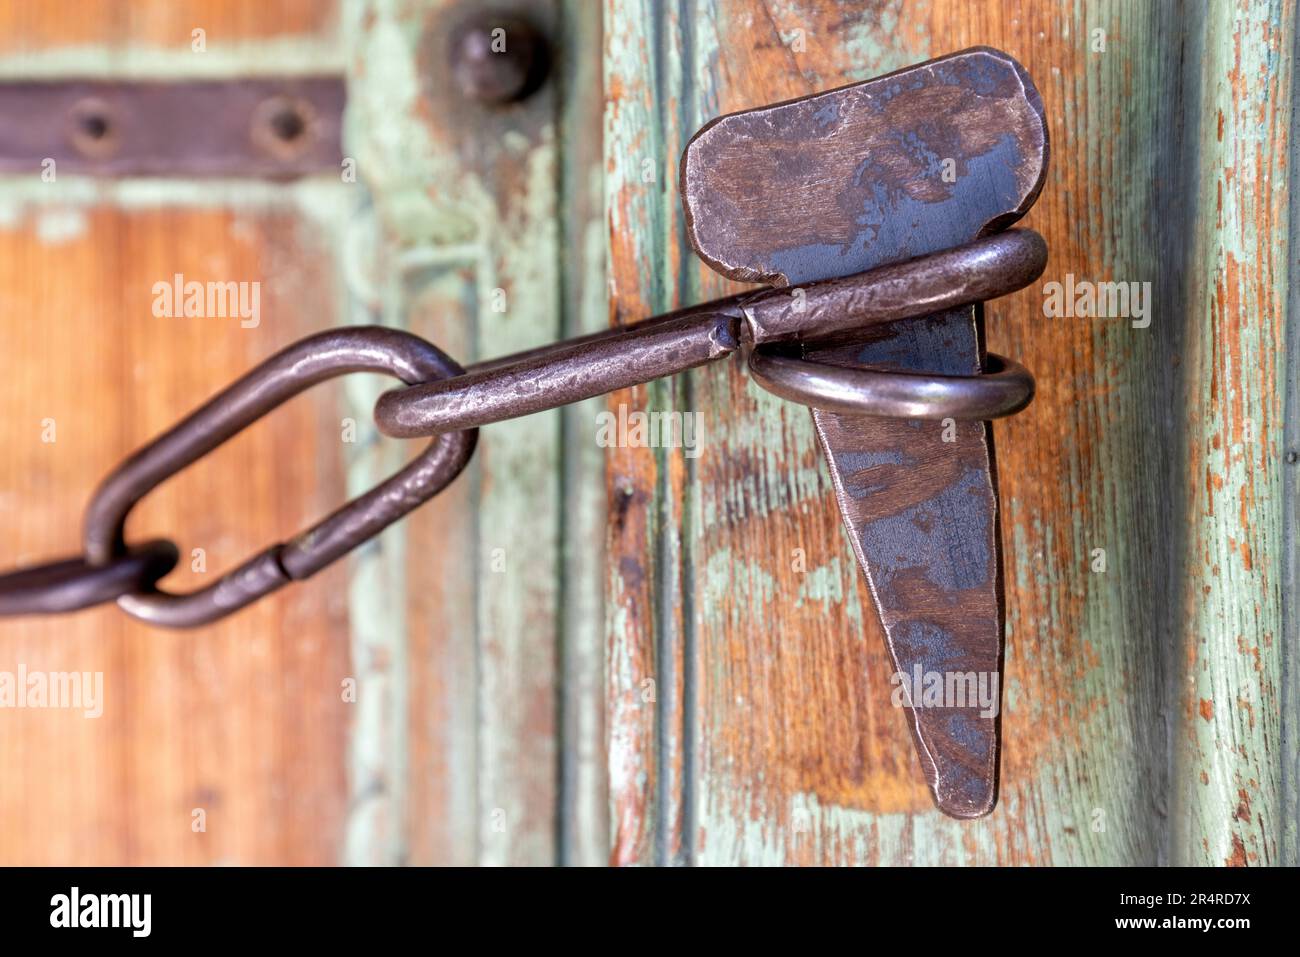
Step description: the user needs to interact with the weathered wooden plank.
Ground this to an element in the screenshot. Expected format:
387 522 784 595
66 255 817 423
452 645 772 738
0 197 353 866
0 0 342 78
555 0 611 867
0 0 351 869
1168 0 1291 867
606 0 1295 865
1285 0 1300 870
605 0 714 866
0 0 607 867
0 0 352 868
0 0 333 53
349 0 607 865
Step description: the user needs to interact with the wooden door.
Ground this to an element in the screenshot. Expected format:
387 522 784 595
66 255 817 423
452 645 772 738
0 0 1291 870
605 0 1295 866
0 0 606 866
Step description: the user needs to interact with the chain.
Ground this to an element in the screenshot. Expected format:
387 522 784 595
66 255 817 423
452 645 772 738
0 230 1044 628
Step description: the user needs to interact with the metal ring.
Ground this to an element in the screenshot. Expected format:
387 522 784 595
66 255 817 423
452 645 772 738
748 349 1035 420
82 327 477 629
0 539 178 616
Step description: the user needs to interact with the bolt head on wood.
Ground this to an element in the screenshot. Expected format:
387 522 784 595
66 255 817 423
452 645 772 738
449 15 546 106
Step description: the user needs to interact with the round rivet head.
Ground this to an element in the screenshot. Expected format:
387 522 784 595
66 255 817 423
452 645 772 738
68 97 119 159
449 15 547 105
250 95 316 160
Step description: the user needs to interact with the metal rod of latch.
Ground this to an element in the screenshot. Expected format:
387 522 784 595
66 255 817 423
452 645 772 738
372 229 1044 437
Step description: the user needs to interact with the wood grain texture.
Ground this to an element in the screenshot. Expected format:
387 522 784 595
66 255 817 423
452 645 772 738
1169 0 1291 867
0 1 358 868
556 0 612 866
0 0 608 867
0 0 334 53
1286 0 1300 868
0 0 343 85
0 200 352 866
605 0 1295 865
0 2 351 871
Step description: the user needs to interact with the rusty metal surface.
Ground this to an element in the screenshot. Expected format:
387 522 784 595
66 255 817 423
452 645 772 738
739 228 1045 345
375 306 741 438
372 229 1043 437
0 77 344 178
0 540 177 615
681 47 1049 818
748 350 1034 421
82 327 477 628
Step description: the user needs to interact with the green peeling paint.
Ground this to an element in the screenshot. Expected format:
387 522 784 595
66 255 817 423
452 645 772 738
606 0 1298 866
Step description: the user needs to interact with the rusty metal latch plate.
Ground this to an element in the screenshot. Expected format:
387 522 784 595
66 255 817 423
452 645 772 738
682 47 1049 818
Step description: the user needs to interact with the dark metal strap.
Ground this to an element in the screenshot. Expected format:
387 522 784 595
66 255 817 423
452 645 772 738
747 351 1035 420
0 540 177 615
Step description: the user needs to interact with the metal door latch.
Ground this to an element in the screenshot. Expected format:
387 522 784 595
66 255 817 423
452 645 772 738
685 47 1048 819
0 48 1048 820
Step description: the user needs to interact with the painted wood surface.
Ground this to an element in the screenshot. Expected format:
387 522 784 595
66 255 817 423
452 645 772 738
0 0 1289 869
605 0 1295 865
0 0 607 866
346 0 606 867
0 0 350 869
1172 0 1291 868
